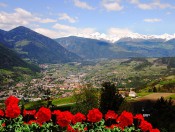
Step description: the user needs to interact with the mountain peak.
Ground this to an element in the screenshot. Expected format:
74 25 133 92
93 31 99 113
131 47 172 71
1 26 81 63
9 26 33 33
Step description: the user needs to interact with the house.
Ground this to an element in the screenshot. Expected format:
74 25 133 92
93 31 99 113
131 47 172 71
129 91 137 98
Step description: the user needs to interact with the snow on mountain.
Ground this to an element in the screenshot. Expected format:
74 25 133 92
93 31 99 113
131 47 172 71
75 32 175 43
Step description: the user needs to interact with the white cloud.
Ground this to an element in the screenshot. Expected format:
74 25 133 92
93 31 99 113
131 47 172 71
101 0 123 11
166 12 171 15
0 8 57 30
144 18 162 23
108 27 133 36
0 2 7 7
32 23 97 38
73 0 95 10
58 13 77 23
34 28 61 38
52 23 96 37
130 0 175 10
41 18 57 23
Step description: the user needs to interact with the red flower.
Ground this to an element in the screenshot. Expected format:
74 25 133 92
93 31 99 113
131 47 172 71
72 112 86 124
25 120 42 126
56 111 73 127
139 120 152 132
109 124 122 130
87 108 103 123
84 127 88 131
0 109 4 117
27 120 37 125
134 114 144 121
67 125 76 132
116 111 133 129
23 109 36 116
1 123 5 127
5 96 19 107
35 107 51 124
52 110 61 116
5 104 20 118
105 110 118 121
150 128 160 132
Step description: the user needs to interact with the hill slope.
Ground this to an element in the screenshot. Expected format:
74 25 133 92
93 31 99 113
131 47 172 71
55 36 141 59
0 43 40 86
0 43 39 71
0 26 81 64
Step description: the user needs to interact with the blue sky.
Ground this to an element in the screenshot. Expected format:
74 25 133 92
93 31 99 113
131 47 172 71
0 0 175 38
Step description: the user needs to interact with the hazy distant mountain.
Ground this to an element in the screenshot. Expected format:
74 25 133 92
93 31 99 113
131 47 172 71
0 26 81 64
0 43 39 72
55 36 142 59
115 38 175 57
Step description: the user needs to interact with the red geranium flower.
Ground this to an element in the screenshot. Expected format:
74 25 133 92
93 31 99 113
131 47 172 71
56 111 73 127
26 120 42 126
23 109 36 117
67 124 76 132
5 96 19 107
0 109 4 117
116 111 133 129
109 124 123 130
139 120 152 132
150 128 160 132
5 104 20 118
52 110 61 116
87 108 103 123
134 114 144 121
35 107 51 124
27 120 37 125
105 110 118 121
72 112 86 124
1 123 5 127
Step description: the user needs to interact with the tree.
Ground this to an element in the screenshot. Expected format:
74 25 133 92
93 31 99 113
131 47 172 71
100 82 124 114
148 97 175 132
71 84 99 114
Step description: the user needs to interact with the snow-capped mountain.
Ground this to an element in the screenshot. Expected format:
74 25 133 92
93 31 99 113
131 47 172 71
75 32 175 43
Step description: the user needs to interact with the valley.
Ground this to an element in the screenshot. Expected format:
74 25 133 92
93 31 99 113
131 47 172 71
1 57 175 105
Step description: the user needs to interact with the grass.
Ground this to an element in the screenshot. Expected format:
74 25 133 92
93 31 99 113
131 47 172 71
52 96 75 106
166 94 175 100
23 96 75 111
24 100 48 110
24 97 75 109
24 96 75 110
137 92 152 97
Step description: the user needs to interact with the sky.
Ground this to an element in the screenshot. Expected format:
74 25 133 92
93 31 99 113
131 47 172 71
0 0 175 38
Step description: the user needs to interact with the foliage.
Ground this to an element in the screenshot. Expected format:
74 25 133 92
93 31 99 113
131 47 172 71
100 82 124 114
71 84 99 114
148 97 175 132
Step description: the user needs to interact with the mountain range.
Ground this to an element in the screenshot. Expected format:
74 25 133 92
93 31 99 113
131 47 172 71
75 32 175 43
0 26 175 63
0 26 81 64
55 36 175 59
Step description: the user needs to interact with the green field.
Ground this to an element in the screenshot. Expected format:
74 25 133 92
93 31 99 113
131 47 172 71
52 96 75 106
24 96 75 110
166 94 175 99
